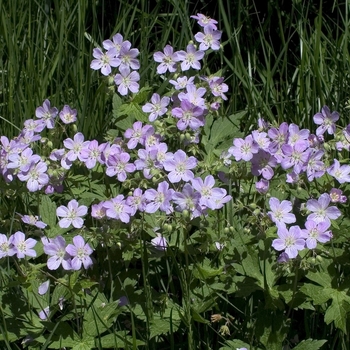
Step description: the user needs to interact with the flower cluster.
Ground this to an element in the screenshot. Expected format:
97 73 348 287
224 105 349 260
90 33 140 95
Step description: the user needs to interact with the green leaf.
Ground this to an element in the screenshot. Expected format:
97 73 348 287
99 332 145 348
292 339 328 349
39 196 57 227
324 290 350 333
299 284 331 305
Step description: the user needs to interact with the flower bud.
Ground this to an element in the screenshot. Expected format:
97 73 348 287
72 124 78 133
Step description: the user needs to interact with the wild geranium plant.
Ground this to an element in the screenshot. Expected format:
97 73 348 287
0 12 349 350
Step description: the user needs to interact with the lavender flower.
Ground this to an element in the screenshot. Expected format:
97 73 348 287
90 47 121 76
229 135 259 162
163 149 197 183
153 45 179 74
191 13 218 29
103 195 132 223
38 306 50 320
38 280 50 295
144 181 174 214
114 66 140 95
9 231 37 259
35 99 58 129
151 235 168 251
301 220 332 249
313 105 339 136
0 234 15 258
20 214 47 229
306 193 341 225
272 225 305 259
329 188 347 203
255 179 269 194
177 44 204 71
194 26 222 51
327 159 350 184
59 105 77 124
142 93 170 122
65 235 93 270
267 198 296 226
42 236 72 270
17 161 49 192
56 199 88 229
171 99 205 131
169 76 195 90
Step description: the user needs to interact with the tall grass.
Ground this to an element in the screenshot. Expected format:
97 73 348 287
1 0 348 138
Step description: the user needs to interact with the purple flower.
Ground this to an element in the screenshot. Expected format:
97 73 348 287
65 235 93 270
208 77 228 100
38 306 50 320
281 140 311 174
56 199 88 228
287 123 310 145
255 179 269 194
327 159 350 184
301 220 332 249
20 214 47 229
163 149 197 183
268 122 289 154
80 140 101 169
313 105 339 136
114 66 140 95
7 148 41 173
191 175 225 210
169 76 195 90
59 105 77 124
305 150 325 181
17 161 49 192
151 235 168 250
229 135 259 162
306 193 341 225
118 41 140 70
35 99 58 129
42 236 72 270
38 280 50 295
106 152 135 182
0 234 15 258
191 13 218 29
267 198 296 226
103 195 132 223
103 33 128 53
329 188 347 203
63 132 90 162
153 45 179 74
194 26 222 51
91 202 106 219
178 85 206 108
251 150 277 180
124 122 154 149
126 188 147 215
134 147 159 179
142 93 170 122
9 231 37 259
272 225 305 259
90 47 121 76
144 181 174 214
177 44 204 71
171 100 205 131
172 183 202 218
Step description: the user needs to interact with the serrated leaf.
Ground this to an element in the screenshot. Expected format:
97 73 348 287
39 196 57 227
299 284 331 305
324 290 350 333
207 111 246 150
131 86 152 104
292 339 328 350
99 332 145 348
